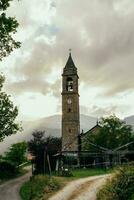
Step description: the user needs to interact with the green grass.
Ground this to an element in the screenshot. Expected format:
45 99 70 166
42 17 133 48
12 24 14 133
53 167 113 179
20 175 62 200
71 168 111 178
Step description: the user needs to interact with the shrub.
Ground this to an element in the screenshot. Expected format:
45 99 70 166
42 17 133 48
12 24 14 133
0 160 17 179
97 164 134 200
131 194 134 200
61 168 73 177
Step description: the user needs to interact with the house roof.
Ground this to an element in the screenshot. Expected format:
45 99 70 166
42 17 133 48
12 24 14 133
80 123 101 137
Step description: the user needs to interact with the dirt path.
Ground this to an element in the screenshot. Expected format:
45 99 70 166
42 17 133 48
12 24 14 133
0 171 31 200
49 174 109 200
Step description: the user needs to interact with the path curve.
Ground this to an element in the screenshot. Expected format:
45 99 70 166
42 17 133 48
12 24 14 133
49 174 110 200
0 171 31 200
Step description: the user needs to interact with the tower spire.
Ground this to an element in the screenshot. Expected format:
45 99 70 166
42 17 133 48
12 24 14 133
64 49 76 70
69 48 72 56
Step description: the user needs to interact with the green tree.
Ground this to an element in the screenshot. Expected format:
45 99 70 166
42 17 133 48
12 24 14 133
83 115 134 152
28 131 61 174
0 0 21 60
4 141 27 166
0 75 21 142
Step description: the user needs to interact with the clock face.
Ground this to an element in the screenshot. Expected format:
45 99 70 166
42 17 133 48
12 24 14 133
67 98 72 104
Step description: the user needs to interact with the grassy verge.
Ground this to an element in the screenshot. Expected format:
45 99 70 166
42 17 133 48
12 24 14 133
20 175 64 200
97 164 134 200
71 168 112 178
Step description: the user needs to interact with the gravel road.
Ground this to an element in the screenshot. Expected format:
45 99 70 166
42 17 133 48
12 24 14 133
49 174 109 200
0 172 109 200
0 171 31 200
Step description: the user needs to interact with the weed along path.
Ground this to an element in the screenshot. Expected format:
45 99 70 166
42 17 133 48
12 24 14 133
49 174 110 200
0 171 31 200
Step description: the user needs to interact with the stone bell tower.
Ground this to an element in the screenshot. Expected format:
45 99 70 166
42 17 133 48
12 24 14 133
62 52 80 151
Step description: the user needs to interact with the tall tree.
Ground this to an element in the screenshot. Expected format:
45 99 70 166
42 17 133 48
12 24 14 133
83 115 134 152
0 75 21 141
28 131 61 174
0 1 21 141
0 0 21 60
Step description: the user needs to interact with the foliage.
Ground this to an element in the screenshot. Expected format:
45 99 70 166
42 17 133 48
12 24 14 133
28 131 45 174
131 195 134 200
28 131 61 154
0 160 17 179
20 175 61 200
0 0 21 60
83 115 134 152
28 131 61 174
4 141 27 166
97 164 134 200
0 75 21 142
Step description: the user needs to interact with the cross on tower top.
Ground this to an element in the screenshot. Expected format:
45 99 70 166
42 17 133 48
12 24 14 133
69 48 72 55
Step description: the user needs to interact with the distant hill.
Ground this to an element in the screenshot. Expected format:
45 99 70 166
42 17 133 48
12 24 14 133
1 114 133 154
124 115 134 128
0 114 97 154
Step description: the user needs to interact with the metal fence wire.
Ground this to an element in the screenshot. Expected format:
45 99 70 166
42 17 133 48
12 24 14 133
61 151 134 169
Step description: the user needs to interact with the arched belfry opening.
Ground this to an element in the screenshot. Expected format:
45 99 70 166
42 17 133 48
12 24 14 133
66 77 73 91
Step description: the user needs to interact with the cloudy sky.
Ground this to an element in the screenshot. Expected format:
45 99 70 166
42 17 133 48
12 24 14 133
0 0 134 120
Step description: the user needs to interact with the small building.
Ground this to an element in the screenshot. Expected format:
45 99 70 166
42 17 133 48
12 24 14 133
79 121 101 151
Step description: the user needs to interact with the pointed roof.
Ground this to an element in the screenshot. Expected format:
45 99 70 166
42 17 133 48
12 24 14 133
65 52 76 69
63 52 77 75
80 122 101 138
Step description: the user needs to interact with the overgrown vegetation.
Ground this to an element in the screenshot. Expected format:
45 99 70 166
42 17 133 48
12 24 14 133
97 164 134 200
20 175 62 200
0 141 28 181
83 115 134 152
28 131 61 174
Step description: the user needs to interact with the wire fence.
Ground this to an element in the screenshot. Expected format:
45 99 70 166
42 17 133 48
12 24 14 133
60 151 134 169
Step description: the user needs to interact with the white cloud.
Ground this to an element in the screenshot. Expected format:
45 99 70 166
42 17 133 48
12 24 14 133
1 0 134 119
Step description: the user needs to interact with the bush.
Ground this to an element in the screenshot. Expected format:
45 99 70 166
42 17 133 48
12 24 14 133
97 164 134 200
131 194 134 200
0 160 17 179
61 168 73 177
